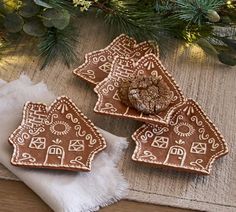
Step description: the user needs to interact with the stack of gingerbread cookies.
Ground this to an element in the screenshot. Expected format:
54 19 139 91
74 34 229 175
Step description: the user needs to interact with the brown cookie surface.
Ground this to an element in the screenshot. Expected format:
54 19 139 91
128 75 172 114
131 99 229 175
118 79 133 107
9 96 106 172
94 54 185 125
73 34 159 85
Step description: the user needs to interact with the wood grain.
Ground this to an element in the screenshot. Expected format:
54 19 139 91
0 14 235 211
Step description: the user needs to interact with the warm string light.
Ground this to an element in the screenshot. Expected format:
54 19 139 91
0 37 6 48
178 43 206 63
181 30 206 61
226 0 235 8
183 31 200 43
3 0 22 11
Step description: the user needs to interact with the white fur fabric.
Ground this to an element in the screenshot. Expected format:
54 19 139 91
0 75 128 212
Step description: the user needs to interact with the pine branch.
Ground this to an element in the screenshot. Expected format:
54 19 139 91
38 26 78 69
0 0 235 67
99 0 172 41
173 0 225 25
99 0 226 42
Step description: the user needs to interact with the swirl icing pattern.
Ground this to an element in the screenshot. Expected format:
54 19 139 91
131 99 228 175
9 96 106 172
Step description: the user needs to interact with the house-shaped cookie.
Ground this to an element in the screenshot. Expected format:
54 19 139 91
94 53 185 125
132 99 228 174
73 34 159 85
9 96 106 171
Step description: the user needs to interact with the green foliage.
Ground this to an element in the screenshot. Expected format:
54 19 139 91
102 0 169 42
0 0 236 68
45 0 75 13
3 13 23 33
0 0 76 68
1 0 73 33
221 38 236 51
42 8 70 30
23 18 46 36
19 0 40 18
99 0 236 66
218 51 236 66
38 26 77 69
197 38 218 55
174 0 224 25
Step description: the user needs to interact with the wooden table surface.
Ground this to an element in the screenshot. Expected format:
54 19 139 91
0 14 234 212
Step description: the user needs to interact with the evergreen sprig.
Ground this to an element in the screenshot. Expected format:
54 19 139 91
101 0 172 42
39 26 77 69
0 0 236 67
96 0 236 66
174 0 224 25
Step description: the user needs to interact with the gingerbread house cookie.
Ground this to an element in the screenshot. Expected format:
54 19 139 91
73 34 159 85
132 99 228 174
94 53 185 125
9 96 106 171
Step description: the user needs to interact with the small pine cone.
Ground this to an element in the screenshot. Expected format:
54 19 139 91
206 10 220 23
